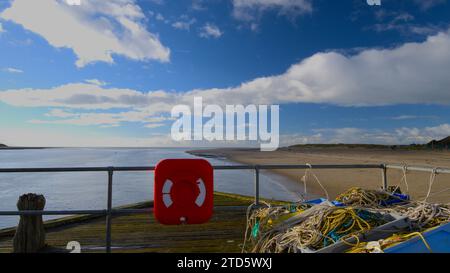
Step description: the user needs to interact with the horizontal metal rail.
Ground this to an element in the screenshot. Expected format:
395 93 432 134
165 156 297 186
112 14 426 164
386 164 450 174
0 164 383 173
0 210 107 216
0 206 249 216
1 163 449 253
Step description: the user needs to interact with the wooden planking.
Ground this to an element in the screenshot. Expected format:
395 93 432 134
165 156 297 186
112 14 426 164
0 193 258 253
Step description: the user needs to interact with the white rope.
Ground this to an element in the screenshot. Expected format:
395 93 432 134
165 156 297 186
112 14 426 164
428 186 450 198
300 165 309 198
393 164 409 194
402 165 410 193
300 163 329 200
424 168 438 202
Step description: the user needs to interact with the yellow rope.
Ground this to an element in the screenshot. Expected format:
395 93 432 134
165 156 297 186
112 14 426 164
336 187 390 207
243 186 449 253
247 206 383 253
347 231 433 253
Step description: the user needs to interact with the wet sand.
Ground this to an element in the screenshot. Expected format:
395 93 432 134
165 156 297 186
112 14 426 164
189 147 450 203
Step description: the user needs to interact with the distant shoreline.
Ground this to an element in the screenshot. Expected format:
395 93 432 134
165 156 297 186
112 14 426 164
0 147 48 150
0 146 198 150
0 146 191 151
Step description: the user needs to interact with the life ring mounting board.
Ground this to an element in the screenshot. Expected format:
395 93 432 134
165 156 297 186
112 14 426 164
154 159 214 225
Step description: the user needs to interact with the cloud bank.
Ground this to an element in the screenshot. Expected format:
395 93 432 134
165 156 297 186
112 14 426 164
0 0 170 67
279 123 450 148
2 123 449 147
2 28 450 109
1 27 450 144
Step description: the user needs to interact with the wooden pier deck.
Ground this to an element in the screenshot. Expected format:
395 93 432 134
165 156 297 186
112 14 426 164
0 192 270 253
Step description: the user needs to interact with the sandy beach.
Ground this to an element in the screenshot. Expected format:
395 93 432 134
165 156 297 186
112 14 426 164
189 147 450 203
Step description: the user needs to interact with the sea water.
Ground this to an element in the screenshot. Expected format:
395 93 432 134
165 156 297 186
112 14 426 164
0 148 305 229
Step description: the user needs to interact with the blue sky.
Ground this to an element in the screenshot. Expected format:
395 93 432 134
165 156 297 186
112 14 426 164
0 0 450 147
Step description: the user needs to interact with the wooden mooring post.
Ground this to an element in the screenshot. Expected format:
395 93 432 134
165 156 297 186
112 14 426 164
13 193 46 253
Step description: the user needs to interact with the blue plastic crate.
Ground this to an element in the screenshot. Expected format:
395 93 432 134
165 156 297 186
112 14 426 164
305 193 409 208
385 222 450 253
380 193 410 206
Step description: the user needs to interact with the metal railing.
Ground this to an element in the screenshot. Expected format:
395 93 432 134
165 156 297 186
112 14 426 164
0 163 449 253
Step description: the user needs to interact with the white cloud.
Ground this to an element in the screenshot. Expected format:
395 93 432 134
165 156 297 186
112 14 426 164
172 18 196 31
155 13 165 21
0 22 4 33
149 0 165 5
0 127 180 147
0 127 262 148
1 28 450 129
190 28 450 106
45 109 76 118
2 28 450 108
2 67 23 73
199 23 223 38
32 108 171 128
372 10 446 36
390 115 438 120
0 0 170 67
85 79 107 86
281 124 450 146
309 128 400 145
0 82 178 110
414 0 447 10
232 0 313 21
421 123 450 138
279 133 323 146
391 124 450 144
3 123 450 147
191 0 207 11
144 123 165 129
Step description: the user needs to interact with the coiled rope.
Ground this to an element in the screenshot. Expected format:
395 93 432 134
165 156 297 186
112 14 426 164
241 201 305 253
243 164 449 253
246 205 387 253
347 232 432 253
243 187 449 253
336 187 391 207
388 201 450 229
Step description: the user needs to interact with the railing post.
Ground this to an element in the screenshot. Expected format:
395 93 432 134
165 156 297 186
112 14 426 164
254 166 260 206
106 168 113 253
382 164 388 190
